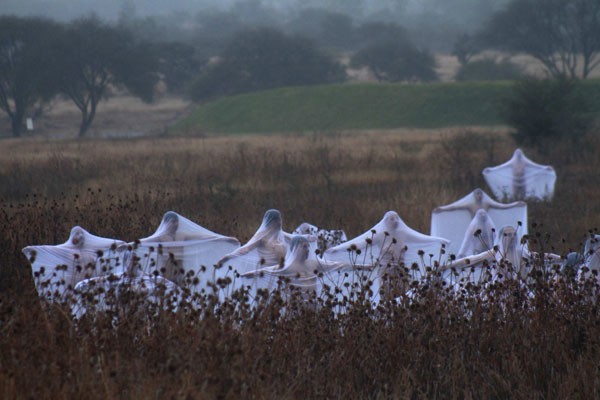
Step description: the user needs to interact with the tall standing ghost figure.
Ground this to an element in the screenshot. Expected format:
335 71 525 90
584 235 600 271
577 234 600 281
22 226 126 300
441 225 561 284
238 235 342 306
321 211 450 305
440 225 523 285
217 209 312 275
431 188 527 257
483 148 557 201
456 209 497 259
129 211 240 291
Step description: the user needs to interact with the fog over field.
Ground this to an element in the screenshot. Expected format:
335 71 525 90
0 0 507 20
0 0 510 43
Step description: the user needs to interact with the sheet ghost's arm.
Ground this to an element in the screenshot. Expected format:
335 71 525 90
224 236 241 246
217 239 263 266
240 264 281 278
432 203 472 214
438 249 497 273
487 200 526 211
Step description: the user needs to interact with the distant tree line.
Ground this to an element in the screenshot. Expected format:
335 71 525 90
2 0 599 142
0 14 440 137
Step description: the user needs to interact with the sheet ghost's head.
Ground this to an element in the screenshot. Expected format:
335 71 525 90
498 226 518 252
295 222 317 236
475 209 488 223
289 235 310 263
70 227 86 248
162 211 179 236
383 211 401 231
262 209 282 231
473 188 484 204
514 148 524 161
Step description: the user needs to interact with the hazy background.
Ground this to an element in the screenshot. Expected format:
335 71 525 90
0 0 510 50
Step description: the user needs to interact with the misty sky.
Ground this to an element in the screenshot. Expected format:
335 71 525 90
0 0 510 51
0 0 507 23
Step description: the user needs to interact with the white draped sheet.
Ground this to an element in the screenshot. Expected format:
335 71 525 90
456 209 497 259
441 225 561 285
320 211 450 306
128 211 240 293
237 235 343 305
577 235 600 281
22 226 125 300
294 222 347 255
72 273 182 320
431 188 528 258
216 209 317 274
483 148 556 201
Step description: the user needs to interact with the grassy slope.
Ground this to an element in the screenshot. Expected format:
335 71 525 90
174 80 600 134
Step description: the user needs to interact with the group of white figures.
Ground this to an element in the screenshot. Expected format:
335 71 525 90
22 149 600 317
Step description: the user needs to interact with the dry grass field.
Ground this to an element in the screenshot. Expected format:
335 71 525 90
1 126 600 398
0 95 194 139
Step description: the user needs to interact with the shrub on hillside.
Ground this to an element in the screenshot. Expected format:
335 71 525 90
455 58 523 81
351 40 437 82
189 28 346 101
505 78 592 153
452 33 480 66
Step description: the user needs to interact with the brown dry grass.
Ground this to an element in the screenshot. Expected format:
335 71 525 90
1 128 600 399
0 95 194 139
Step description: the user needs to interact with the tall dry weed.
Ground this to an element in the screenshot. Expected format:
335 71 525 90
1 129 599 398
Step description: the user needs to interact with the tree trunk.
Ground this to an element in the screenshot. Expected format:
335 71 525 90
10 111 23 138
78 113 90 137
78 99 98 137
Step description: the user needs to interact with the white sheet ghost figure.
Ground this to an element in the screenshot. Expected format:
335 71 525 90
456 209 497 259
294 222 347 255
237 235 338 307
577 235 600 282
483 148 557 201
441 225 561 285
72 270 183 321
217 209 292 274
22 226 125 301
321 211 450 306
129 211 240 291
431 188 527 258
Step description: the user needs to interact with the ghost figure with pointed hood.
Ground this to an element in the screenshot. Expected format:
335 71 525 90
431 188 527 258
577 235 600 282
238 235 338 305
22 226 126 300
321 211 450 305
217 209 294 273
483 148 557 201
440 225 519 285
441 225 561 284
128 211 240 289
456 209 497 259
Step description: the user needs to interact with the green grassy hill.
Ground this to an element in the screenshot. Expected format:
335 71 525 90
173 80 600 134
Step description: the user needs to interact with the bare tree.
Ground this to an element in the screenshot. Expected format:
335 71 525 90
0 17 61 137
482 0 600 79
56 16 159 137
